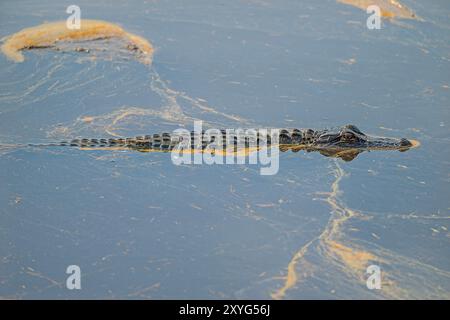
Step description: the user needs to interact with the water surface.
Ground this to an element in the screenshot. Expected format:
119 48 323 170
0 0 449 299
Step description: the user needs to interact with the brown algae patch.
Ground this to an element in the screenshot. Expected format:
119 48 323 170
337 0 419 20
1 20 153 64
270 160 450 299
324 240 377 275
270 243 315 300
271 163 380 299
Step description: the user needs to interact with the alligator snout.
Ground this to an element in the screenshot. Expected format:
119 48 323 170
400 138 413 147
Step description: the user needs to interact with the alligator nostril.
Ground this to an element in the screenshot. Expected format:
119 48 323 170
400 138 412 147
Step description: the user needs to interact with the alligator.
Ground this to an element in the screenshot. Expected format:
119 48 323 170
27 125 417 161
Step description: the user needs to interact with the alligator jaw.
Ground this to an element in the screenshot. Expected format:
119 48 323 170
362 135 414 151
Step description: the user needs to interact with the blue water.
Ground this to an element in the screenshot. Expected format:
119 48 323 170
0 0 449 299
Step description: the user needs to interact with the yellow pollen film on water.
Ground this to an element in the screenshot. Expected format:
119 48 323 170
1 19 154 64
337 0 419 20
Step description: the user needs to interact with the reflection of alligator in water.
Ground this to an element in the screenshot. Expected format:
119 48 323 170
28 125 418 161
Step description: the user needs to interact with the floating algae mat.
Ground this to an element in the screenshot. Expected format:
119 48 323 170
1 19 154 64
337 0 419 20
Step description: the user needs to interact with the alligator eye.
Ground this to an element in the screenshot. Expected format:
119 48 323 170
341 132 356 141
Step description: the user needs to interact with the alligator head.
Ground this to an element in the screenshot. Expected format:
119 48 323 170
311 124 417 161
